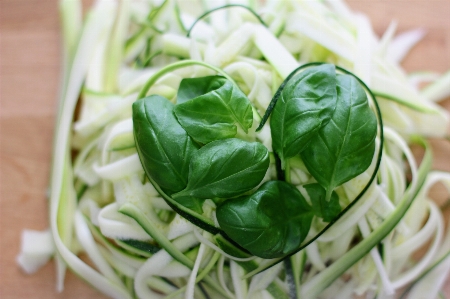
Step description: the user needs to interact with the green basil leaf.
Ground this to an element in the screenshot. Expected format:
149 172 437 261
216 180 313 259
301 74 377 198
174 76 253 144
303 183 341 222
132 95 199 194
270 64 337 168
172 196 204 214
177 75 223 104
172 138 269 199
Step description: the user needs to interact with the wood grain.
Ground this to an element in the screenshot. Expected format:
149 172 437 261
1 1 449 298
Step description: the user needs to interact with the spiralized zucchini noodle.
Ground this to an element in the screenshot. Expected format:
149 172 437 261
17 0 450 299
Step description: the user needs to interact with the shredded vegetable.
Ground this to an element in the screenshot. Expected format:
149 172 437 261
18 0 450 298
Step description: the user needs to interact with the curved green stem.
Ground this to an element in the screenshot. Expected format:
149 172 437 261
137 60 236 100
186 4 267 37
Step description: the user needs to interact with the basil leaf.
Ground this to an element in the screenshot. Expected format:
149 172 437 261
172 138 269 199
304 183 341 222
216 180 313 259
174 76 253 144
301 74 377 198
177 75 223 104
172 196 204 214
270 64 337 168
132 95 199 194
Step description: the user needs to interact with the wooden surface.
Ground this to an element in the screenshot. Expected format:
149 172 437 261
1 1 449 298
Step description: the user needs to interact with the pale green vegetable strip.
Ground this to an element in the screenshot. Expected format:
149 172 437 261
421 70 450 102
386 28 426 64
193 229 256 262
286 10 356 62
133 233 197 299
158 261 191 277
354 14 374 84
231 260 248 299
16 229 54 274
371 72 440 113
162 33 202 58
305 241 326 270
84 216 148 269
59 0 82 64
391 203 439 260
119 203 195 269
58 0 82 114
391 201 444 289
98 203 151 241
377 20 397 58
248 263 282 296
49 1 134 296
103 0 129 93
358 216 394 295
74 210 125 286
93 154 142 181
185 243 206 299
252 23 298 78
404 215 450 299
164 251 221 299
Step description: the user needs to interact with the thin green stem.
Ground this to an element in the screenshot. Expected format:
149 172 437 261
186 4 267 37
137 60 235 100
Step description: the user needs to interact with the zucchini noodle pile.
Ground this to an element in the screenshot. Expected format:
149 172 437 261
18 0 450 298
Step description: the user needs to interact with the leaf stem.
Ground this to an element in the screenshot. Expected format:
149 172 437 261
284 159 291 183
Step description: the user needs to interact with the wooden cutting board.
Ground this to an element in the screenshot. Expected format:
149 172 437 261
1 1 449 298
